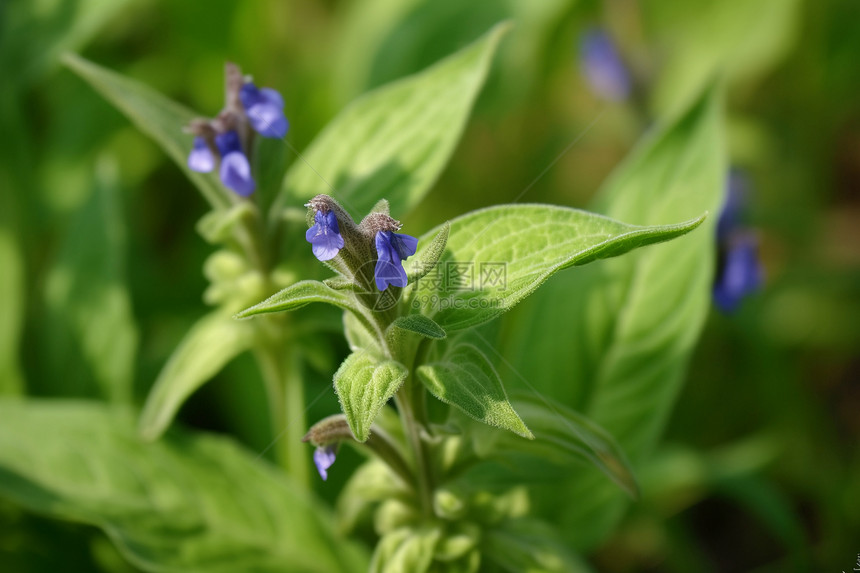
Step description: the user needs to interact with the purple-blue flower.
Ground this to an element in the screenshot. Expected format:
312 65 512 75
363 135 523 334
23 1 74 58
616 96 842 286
305 210 344 261
215 130 255 196
713 234 762 313
580 29 631 102
374 231 418 291
713 169 763 312
313 445 337 481
240 82 289 139
188 136 215 173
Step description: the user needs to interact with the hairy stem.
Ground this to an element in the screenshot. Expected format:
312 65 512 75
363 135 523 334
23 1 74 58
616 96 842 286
395 383 434 518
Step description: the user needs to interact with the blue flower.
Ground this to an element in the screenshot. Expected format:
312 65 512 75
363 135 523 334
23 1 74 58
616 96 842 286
306 210 344 261
374 231 418 291
713 234 762 313
187 136 215 173
215 130 255 196
716 170 747 242
579 29 630 102
313 445 337 481
240 82 288 139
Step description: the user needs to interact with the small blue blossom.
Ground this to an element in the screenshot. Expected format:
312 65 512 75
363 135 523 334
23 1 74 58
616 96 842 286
240 82 289 139
305 210 344 261
374 231 418 291
713 234 762 313
313 445 337 481
717 170 747 242
215 130 255 196
713 169 763 312
187 136 215 173
579 29 631 102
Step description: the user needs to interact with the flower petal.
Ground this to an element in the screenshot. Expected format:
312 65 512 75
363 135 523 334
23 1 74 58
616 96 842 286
220 151 255 196
313 446 337 481
580 29 630 102
713 236 762 312
188 137 215 173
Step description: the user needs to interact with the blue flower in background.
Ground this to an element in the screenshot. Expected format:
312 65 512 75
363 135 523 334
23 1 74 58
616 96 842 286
374 231 418 291
215 130 255 196
306 210 344 261
713 234 763 312
713 170 763 312
579 28 631 102
313 445 337 481
187 136 215 173
240 82 289 139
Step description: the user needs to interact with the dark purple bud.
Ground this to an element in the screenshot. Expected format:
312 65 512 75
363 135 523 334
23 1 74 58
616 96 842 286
713 234 762 313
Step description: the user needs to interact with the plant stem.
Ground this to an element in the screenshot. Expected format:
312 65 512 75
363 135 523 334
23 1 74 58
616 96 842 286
256 332 310 490
395 383 434 518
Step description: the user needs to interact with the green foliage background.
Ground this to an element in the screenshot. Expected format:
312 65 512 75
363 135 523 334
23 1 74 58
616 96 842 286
1 0 859 571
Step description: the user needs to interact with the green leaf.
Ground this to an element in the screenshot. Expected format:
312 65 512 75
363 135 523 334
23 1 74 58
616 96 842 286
484 519 594 573
236 280 362 318
0 399 366 573
370 526 442 573
63 54 231 210
405 222 449 284
504 85 725 549
334 352 408 442
280 23 508 218
647 0 802 115
196 202 256 245
139 310 253 441
418 344 532 439
0 226 24 395
413 205 705 331
500 395 638 498
386 315 446 342
44 158 138 403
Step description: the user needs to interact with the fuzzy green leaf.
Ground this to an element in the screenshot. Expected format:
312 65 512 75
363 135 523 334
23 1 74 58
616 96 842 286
412 206 705 331
418 344 531 438
280 23 508 218
334 352 408 442
0 399 366 573
63 54 231 210
386 315 446 342
139 310 253 441
503 85 725 549
406 222 449 284
236 280 361 318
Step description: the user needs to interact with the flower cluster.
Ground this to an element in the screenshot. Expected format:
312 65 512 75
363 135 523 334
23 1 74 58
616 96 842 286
186 63 288 196
305 195 418 294
713 170 763 312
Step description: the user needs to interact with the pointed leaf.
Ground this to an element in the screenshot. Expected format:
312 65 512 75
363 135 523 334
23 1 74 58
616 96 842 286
139 310 253 441
387 315 446 341
497 395 639 498
281 23 508 217
503 85 726 549
405 222 449 284
0 399 367 573
413 206 705 331
44 158 137 403
63 54 231 210
418 344 532 439
236 280 361 318
334 352 408 442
